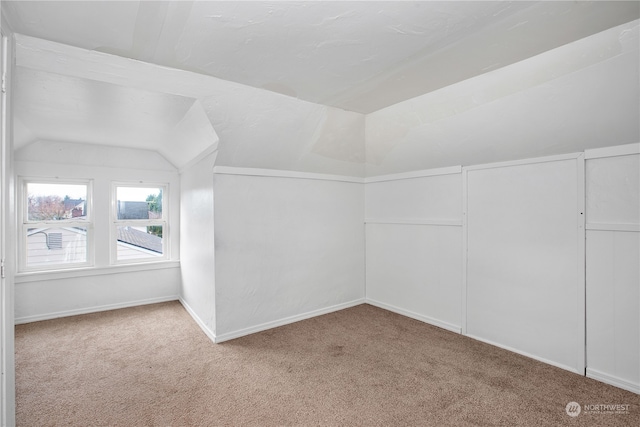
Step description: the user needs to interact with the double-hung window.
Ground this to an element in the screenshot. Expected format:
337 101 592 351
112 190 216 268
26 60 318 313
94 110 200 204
20 179 93 271
112 184 168 263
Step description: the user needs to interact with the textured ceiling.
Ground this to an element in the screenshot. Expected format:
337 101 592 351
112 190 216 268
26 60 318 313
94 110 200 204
3 1 639 175
4 1 639 113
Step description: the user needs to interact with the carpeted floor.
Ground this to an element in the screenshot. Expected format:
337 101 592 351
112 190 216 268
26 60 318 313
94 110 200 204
15 301 639 426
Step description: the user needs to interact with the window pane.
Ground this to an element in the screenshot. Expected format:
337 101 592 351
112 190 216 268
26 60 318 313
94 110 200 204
116 187 163 220
116 225 164 261
27 183 88 221
26 227 87 266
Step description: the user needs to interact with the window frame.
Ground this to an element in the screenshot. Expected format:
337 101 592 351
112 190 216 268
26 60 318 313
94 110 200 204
18 177 94 272
110 182 169 265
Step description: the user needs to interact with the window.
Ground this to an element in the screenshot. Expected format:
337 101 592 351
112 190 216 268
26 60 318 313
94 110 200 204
20 180 92 271
112 184 168 263
18 179 171 272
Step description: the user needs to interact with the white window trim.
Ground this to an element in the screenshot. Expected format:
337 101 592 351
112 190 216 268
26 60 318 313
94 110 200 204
18 177 94 272
111 182 169 265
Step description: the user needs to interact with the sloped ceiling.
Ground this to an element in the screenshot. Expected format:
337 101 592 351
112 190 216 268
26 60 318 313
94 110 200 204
367 20 640 175
3 1 640 175
5 1 638 113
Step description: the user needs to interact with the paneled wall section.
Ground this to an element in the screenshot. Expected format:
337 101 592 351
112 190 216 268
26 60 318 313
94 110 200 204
365 168 463 332
585 146 639 393
463 155 585 373
363 145 639 392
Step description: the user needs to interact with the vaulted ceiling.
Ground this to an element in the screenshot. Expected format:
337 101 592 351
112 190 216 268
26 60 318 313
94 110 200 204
5 1 638 113
3 1 639 175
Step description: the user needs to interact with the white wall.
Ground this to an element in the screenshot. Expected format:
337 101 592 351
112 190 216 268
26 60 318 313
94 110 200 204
464 155 585 373
213 170 365 341
363 147 639 390
15 266 180 323
585 145 639 393
14 144 181 322
179 151 216 340
1 16 17 426
365 168 462 332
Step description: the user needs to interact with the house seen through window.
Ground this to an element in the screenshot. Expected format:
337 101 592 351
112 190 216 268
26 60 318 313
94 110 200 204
114 185 167 263
23 181 91 270
20 180 169 272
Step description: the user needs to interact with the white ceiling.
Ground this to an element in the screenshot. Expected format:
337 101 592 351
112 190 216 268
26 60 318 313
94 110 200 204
3 1 639 174
4 1 638 113
14 65 219 169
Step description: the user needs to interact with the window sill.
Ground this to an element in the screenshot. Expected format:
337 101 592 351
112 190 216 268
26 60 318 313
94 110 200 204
15 260 181 284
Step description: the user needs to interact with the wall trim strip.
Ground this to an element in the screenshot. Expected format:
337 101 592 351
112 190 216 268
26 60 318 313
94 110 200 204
464 152 582 172
364 166 462 183
366 298 462 334
576 153 586 373
364 218 462 226
15 261 181 284
466 333 582 375
14 296 179 325
586 368 640 394
213 166 365 183
586 223 640 232
179 298 217 344
585 143 640 160
215 298 366 343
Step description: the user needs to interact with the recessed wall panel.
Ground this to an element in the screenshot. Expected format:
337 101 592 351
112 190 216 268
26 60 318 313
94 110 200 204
365 172 463 331
585 151 639 392
365 174 461 221
366 223 462 331
465 157 583 373
586 155 639 226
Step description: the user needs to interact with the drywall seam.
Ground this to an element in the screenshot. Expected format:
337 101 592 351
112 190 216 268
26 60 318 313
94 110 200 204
179 297 216 344
365 165 462 183
14 295 179 325
215 298 365 343
586 368 640 394
366 298 461 334
585 142 640 159
212 166 365 183
364 218 462 226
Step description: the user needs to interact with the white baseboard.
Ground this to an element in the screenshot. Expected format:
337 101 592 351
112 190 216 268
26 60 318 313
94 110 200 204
587 368 640 394
214 298 366 343
14 295 180 324
465 333 582 375
365 298 462 334
179 298 217 344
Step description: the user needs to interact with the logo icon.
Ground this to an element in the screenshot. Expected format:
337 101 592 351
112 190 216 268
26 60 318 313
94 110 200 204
566 402 581 417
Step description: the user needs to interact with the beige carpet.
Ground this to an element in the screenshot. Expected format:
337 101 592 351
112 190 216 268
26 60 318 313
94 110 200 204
16 301 639 426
